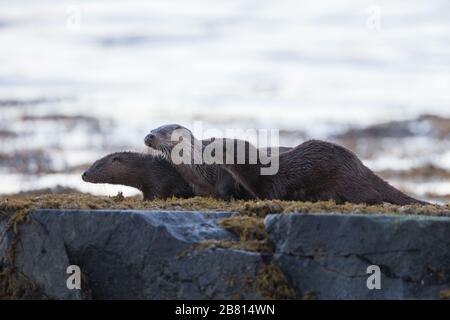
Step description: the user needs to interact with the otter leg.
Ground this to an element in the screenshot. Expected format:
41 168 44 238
216 180 234 201
215 168 242 200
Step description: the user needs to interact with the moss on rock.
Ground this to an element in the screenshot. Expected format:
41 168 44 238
1 193 448 223
0 192 449 300
253 263 296 300
440 289 450 300
218 216 273 252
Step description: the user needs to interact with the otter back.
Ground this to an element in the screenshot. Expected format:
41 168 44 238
223 139 428 205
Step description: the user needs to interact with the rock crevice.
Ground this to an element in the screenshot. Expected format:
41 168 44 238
1 210 449 299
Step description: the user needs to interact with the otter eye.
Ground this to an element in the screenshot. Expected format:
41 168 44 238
112 156 120 162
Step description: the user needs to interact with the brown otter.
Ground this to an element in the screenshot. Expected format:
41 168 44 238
144 124 291 200
82 152 194 200
220 138 429 205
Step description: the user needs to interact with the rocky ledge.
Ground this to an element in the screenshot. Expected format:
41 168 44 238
1 209 450 300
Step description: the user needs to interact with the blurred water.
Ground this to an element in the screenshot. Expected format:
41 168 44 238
0 0 449 197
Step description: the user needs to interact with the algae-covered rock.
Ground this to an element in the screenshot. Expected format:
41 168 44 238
3 204 450 300
265 213 450 299
2 209 270 299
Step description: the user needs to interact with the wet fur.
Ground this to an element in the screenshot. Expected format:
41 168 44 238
222 139 429 205
82 152 194 200
145 125 290 200
148 136 252 200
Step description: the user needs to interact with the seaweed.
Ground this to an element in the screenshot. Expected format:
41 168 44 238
218 216 273 253
253 263 296 300
0 192 448 299
440 289 450 300
1 193 448 220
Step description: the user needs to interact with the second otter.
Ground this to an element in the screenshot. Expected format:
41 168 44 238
144 124 291 200
220 139 429 205
82 152 194 200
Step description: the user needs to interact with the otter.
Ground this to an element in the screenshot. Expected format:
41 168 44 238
144 124 291 200
82 152 194 200
220 138 429 205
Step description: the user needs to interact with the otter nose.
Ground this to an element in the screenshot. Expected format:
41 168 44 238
145 133 155 146
82 172 87 180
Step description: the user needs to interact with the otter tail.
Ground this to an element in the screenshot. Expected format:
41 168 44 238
373 175 430 205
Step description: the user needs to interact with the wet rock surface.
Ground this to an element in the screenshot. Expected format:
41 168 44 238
265 213 450 299
3 209 268 300
2 209 450 299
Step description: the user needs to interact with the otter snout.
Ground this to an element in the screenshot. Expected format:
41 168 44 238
82 170 96 183
81 171 89 182
144 133 157 148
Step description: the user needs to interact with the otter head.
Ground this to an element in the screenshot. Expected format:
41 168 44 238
82 152 137 185
144 124 195 160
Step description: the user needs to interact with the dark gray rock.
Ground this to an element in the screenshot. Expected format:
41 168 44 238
265 213 450 299
4 209 450 300
0 219 13 266
6 209 265 299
